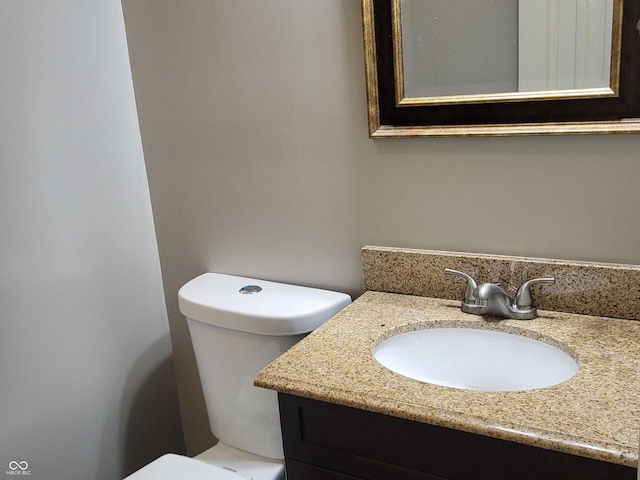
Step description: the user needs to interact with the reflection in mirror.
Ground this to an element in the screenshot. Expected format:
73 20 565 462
518 0 613 92
400 0 519 98
399 0 613 100
362 0 640 137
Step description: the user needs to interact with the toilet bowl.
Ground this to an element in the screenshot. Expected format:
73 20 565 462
194 441 284 479
123 273 351 480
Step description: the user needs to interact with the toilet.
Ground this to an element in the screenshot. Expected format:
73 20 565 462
124 273 351 480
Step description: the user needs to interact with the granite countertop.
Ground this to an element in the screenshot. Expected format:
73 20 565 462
255 291 640 468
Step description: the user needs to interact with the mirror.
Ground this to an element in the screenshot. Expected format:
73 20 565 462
362 0 640 137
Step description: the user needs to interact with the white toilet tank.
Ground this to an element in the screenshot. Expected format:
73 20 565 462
178 273 351 460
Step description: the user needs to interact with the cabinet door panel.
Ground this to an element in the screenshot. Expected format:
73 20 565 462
286 459 363 480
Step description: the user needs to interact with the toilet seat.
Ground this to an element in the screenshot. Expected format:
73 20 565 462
124 454 245 480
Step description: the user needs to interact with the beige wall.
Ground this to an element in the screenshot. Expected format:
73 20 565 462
122 0 640 454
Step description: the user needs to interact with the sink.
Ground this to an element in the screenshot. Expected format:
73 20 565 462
373 327 578 391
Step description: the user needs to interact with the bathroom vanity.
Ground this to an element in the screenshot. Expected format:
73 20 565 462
255 247 640 480
277 393 633 479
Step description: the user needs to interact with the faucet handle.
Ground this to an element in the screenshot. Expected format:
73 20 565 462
444 268 478 305
514 277 555 310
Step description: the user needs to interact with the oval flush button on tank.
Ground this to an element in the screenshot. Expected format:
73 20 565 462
239 284 262 294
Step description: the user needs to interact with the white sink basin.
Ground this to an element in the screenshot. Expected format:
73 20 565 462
373 327 578 391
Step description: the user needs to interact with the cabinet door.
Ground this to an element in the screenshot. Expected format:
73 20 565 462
279 394 451 480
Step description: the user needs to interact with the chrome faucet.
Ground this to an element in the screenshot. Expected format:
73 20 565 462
445 268 555 320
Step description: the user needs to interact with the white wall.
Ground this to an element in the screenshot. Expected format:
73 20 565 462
122 0 640 454
0 1 184 478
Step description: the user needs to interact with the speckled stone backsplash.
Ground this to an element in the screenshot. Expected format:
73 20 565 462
362 246 640 321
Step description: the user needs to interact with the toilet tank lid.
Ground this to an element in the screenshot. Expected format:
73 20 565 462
178 273 351 336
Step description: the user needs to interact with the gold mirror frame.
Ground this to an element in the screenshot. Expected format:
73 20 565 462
362 0 640 137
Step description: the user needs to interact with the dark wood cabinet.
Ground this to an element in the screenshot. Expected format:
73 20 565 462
278 393 636 480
